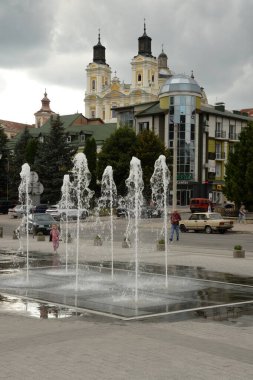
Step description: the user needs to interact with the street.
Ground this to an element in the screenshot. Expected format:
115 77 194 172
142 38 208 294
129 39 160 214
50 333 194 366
1 213 252 253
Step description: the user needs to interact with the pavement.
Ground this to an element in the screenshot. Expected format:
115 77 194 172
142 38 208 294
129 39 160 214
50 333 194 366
0 216 253 379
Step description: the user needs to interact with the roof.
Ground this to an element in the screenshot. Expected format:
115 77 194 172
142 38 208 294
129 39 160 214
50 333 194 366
0 119 34 134
160 74 202 95
200 105 253 121
135 102 166 117
7 113 117 150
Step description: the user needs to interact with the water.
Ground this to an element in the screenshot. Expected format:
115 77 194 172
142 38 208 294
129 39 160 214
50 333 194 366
18 163 32 282
150 155 170 287
100 166 117 279
125 157 144 302
70 153 94 291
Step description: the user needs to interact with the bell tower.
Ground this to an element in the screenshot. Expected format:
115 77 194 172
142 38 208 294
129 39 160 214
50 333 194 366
85 30 112 119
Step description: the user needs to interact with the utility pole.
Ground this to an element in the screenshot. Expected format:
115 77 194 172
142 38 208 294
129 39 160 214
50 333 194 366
172 123 178 211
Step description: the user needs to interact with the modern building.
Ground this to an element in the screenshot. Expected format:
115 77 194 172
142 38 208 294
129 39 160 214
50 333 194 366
115 74 253 206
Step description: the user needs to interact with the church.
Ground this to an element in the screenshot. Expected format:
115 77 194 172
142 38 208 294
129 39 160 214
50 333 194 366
84 23 207 123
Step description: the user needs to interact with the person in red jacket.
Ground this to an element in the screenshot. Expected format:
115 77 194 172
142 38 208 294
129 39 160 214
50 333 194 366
169 210 181 242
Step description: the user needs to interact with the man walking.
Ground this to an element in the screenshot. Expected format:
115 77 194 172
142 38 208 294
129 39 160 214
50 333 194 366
169 209 181 242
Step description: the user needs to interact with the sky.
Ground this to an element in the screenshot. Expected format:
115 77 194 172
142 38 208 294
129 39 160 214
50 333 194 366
0 0 252 125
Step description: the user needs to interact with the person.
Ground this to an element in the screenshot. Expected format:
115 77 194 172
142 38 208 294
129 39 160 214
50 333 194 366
238 203 246 223
169 209 181 242
50 224 60 253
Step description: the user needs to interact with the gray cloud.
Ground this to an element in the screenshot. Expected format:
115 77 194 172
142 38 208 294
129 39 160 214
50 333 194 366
0 0 252 121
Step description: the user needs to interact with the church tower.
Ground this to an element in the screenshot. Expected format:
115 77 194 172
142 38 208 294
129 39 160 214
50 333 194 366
85 31 112 119
130 21 159 99
34 90 55 128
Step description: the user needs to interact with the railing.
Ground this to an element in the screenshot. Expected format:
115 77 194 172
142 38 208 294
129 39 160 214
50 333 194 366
215 152 225 160
215 131 226 138
229 132 238 140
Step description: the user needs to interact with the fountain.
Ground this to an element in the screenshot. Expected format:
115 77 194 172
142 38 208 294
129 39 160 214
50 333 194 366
0 156 253 321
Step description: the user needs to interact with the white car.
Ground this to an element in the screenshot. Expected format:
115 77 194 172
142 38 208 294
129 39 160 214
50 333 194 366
8 204 33 218
179 212 234 234
46 205 88 220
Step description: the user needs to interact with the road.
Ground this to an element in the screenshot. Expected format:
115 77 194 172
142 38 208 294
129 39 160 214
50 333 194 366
1 213 252 253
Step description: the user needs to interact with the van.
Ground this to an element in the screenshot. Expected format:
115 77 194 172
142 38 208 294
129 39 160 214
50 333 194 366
190 198 214 213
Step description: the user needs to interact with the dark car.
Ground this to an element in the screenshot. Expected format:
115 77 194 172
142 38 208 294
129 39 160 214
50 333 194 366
33 204 49 213
27 213 59 235
0 200 16 214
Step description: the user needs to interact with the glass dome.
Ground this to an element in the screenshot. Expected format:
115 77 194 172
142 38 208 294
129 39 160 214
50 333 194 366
159 74 202 95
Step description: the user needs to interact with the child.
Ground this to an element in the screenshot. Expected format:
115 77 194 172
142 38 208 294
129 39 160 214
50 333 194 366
50 224 60 253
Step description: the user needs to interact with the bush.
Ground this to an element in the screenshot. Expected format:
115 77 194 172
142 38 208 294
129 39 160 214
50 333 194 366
234 244 242 250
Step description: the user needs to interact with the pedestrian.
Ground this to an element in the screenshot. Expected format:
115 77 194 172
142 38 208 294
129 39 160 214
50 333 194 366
169 209 181 242
238 203 246 223
50 224 60 253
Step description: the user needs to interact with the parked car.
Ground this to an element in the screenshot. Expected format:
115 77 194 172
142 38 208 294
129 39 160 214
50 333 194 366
45 205 61 220
8 204 33 218
0 200 16 214
33 204 49 213
179 212 234 234
27 213 59 235
190 198 215 213
116 205 162 218
45 205 87 220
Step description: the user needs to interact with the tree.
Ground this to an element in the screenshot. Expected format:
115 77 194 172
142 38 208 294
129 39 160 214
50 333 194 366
83 137 98 195
135 130 170 201
224 122 253 210
97 127 137 195
34 115 74 204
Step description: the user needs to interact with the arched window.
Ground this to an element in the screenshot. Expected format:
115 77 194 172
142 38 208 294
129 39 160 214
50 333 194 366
137 74 142 82
92 80 96 90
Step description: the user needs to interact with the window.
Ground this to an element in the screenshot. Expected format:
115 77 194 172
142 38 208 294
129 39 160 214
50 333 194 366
139 122 149 132
92 80 96 90
66 136 71 143
152 74 154 82
91 110 95 118
137 74 142 82
80 134 85 142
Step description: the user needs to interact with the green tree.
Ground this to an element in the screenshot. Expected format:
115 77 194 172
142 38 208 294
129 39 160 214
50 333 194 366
224 122 253 210
83 137 97 195
97 127 137 195
34 115 74 204
135 130 170 201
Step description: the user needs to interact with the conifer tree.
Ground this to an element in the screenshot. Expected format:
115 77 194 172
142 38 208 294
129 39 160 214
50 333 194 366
83 137 98 195
0 127 9 199
34 115 74 204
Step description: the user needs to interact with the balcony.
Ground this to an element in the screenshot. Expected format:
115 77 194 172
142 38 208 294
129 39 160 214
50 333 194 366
229 132 238 140
215 152 225 160
215 131 226 139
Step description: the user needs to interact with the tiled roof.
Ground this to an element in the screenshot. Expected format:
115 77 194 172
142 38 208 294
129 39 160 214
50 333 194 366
0 119 34 133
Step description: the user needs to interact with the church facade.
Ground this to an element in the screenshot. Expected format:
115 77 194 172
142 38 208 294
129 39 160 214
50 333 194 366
84 23 175 123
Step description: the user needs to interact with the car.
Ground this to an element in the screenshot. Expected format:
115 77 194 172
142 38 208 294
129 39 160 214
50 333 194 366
45 205 61 220
33 204 49 213
179 212 234 234
189 198 215 213
116 205 162 218
27 213 59 235
46 205 88 220
8 204 33 218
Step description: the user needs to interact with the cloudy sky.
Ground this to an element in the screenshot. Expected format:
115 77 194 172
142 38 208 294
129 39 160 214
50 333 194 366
0 0 252 124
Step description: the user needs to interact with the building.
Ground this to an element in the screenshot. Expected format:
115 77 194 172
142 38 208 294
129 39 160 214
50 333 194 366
85 24 173 123
115 74 253 206
8 113 116 154
34 90 56 128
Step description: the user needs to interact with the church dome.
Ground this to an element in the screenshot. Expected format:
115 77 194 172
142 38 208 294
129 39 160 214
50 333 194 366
159 74 202 96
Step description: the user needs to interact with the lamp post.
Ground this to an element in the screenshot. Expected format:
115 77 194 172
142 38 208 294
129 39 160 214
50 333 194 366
172 123 178 211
